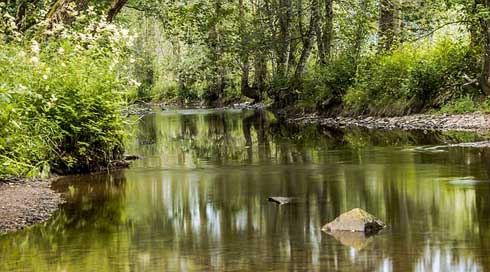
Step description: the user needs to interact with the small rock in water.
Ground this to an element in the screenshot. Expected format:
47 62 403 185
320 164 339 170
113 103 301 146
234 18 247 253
322 208 386 234
268 197 295 205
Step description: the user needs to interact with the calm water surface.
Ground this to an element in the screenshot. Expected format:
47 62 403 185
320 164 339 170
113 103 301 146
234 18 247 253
2 109 490 271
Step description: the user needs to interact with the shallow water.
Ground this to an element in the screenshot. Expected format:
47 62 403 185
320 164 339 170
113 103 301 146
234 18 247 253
2 109 490 271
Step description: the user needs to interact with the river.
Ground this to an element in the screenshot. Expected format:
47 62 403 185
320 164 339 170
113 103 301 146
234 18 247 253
1 109 490 271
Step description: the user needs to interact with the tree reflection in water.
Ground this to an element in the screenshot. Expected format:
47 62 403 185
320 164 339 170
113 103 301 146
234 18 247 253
1 109 490 271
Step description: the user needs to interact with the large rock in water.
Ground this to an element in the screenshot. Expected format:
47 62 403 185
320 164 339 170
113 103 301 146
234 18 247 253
322 208 386 234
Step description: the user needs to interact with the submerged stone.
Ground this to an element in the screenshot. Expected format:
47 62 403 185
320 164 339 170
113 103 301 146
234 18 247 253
268 197 295 205
322 208 386 234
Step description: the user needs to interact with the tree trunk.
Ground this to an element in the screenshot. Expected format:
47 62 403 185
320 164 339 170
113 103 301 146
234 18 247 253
263 0 277 77
378 0 398 51
277 0 292 79
254 53 267 94
351 0 369 63
252 0 268 100
293 0 319 84
322 0 334 62
317 0 333 64
45 0 126 25
107 0 128 23
239 0 260 101
239 0 250 96
207 0 225 102
15 0 30 30
46 0 92 24
479 0 490 96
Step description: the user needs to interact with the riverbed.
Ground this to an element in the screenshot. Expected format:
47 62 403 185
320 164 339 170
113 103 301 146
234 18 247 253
1 109 490 271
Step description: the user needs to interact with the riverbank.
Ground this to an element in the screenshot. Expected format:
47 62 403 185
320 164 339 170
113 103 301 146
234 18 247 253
287 112 490 132
0 178 63 234
0 157 140 234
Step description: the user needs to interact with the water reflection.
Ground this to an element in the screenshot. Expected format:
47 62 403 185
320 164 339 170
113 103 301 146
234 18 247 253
2 109 490 271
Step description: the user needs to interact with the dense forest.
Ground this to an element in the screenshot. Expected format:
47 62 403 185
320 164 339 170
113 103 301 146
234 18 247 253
1 0 489 178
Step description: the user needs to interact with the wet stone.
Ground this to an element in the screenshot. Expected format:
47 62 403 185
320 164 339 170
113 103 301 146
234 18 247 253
268 197 295 205
322 208 386 234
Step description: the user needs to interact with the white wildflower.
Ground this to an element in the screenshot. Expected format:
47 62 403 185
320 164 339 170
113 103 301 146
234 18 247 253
3 12 15 21
30 56 39 64
17 51 26 58
57 47 65 55
121 28 129 37
42 74 48 80
105 24 116 32
87 6 96 16
129 58 136 64
9 21 17 30
31 40 40 54
52 23 65 33
129 79 142 87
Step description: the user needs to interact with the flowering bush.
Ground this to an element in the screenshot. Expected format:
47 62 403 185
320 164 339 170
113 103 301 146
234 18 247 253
0 13 139 178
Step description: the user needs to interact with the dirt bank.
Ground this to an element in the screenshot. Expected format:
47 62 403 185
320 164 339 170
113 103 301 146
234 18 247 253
0 179 64 234
288 113 490 131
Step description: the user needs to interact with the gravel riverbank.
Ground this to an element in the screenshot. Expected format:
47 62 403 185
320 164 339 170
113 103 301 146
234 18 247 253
0 179 63 234
289 113 490 131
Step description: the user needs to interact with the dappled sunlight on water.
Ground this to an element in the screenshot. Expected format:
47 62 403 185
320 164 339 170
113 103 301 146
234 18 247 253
2 109 490 271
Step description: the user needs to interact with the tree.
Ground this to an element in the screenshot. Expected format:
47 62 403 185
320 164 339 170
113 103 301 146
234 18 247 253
475 0 490 96
46 0 127 25
293 0 320 85
378 0 398 51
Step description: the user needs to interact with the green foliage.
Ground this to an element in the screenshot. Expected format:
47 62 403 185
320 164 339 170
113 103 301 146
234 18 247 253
301 55 358 109
343 38 477 116
0 0 487 181
439 96 478 114
438 96 490 114
0 20 137 178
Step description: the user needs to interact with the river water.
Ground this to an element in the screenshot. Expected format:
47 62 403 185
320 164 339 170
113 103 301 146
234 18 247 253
2 109 490 271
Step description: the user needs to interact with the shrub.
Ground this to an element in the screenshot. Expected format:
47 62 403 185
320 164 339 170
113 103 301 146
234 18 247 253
0 20 138 178
439 95 477 114
343 38 476 116
301 54 358 110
